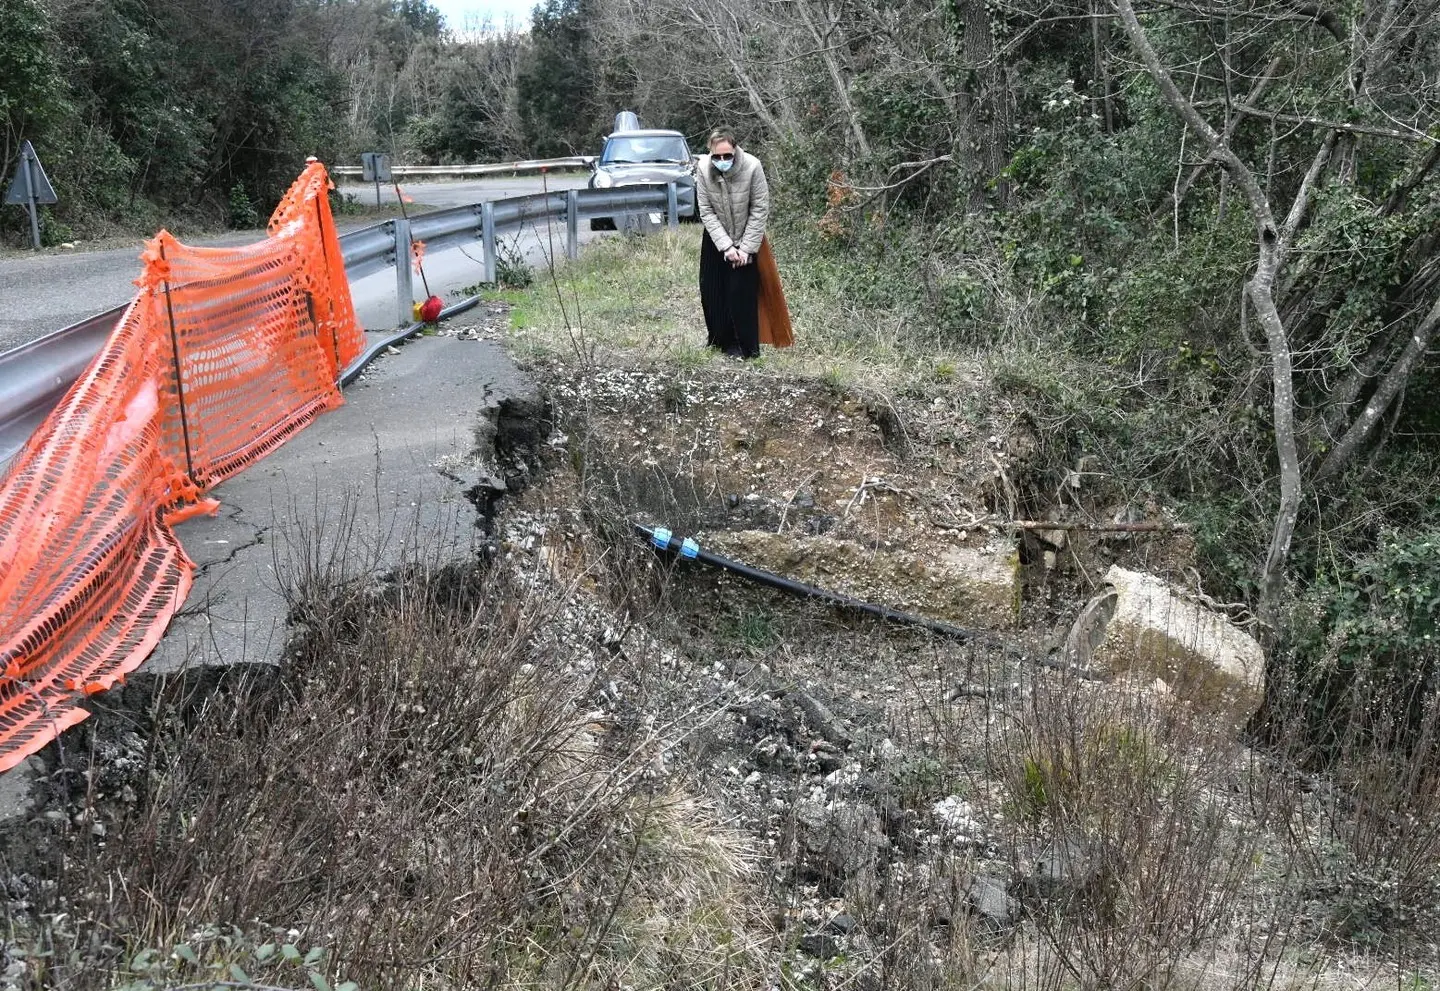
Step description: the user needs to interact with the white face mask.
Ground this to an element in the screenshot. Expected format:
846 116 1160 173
713 156 734 173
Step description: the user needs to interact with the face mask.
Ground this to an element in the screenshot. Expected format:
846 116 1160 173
713 157 733 173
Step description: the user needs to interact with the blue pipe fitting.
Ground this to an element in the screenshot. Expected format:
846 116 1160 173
651 527 673 550
680 537 700 559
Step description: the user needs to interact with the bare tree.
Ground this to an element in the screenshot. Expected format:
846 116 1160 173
1111 0 1440 625
1110 0 1321 625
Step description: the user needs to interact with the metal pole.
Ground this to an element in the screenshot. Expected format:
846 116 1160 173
565 189 580 261
313 196 341 374
393 217 414 327
25 154 41 250
374 176 381 208
481 202 497 284
666 182 679 229
158 243 197 485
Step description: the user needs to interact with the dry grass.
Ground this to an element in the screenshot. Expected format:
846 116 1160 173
9 229 1440 991
21 502 771 990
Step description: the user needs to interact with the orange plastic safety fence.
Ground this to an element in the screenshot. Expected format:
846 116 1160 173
0 161 362 771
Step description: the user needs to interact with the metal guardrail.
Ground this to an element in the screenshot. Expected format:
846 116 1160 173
340 183 687 326
0 181 684 468
332 156 595 180
0 304 128 467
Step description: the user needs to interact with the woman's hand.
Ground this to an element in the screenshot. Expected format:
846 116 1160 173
723 246 742 265
733 249 751 267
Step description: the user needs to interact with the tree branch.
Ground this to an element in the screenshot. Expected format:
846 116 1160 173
1169 57 1281 214
1227 103 1439 144
1315 293 1440 481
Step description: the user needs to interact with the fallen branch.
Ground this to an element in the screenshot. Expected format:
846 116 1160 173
1005 519 1190 533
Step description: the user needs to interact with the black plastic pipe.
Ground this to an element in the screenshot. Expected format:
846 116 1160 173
634 523 1101 679
339 294 484 388
635 523 997 641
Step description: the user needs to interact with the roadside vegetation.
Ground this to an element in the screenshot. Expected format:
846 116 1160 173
5 0 1440 984
11 227 1440 988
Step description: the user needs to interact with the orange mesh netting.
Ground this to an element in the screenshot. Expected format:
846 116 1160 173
0 161 362 771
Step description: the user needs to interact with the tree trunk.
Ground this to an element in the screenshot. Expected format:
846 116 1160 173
796 0 871 157
1247 260 1304 624
958 0 1007 207
1111 0 1315 630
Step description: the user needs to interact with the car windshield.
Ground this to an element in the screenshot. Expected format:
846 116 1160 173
602 135 689 165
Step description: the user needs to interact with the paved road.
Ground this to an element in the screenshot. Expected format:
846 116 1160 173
143 322 538 679
0 175 591 353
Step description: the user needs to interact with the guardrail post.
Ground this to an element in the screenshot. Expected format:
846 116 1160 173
565 190 580 261
666 182 679 229
393 217 414 326
481 203 497 284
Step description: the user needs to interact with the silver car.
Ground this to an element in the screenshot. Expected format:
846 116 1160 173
587 128 698 231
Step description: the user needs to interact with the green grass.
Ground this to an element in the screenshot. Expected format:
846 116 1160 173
494 226 983 390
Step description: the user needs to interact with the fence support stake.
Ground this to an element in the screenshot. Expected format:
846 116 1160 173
158 243 197 486
481 203 497 284
393 217 414 326
566 190 580 261
666 182 679 229
313 197 341 376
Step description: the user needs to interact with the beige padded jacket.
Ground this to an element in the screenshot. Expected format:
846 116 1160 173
696 148 770 256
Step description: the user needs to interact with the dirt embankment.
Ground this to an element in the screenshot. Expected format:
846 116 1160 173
3 289 1434 989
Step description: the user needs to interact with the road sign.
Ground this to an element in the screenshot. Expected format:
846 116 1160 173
361 152 391 207
4 142 57 249
361 152 391 183
4 142 57 207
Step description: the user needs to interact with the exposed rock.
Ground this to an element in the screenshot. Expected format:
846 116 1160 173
788 689 851 748
1072 566 1263 722
1021 835 1094 904
0 756 43 826
966 874 1019 934
701 530 1021 628
799 933 840 959
796 801 888 890
1064 587 1118 670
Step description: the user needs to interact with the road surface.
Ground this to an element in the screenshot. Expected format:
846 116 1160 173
0 175 591 353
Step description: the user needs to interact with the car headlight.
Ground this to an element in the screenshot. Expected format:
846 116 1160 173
593 171 614 188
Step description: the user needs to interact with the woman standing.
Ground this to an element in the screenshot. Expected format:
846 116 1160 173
696 128 791 359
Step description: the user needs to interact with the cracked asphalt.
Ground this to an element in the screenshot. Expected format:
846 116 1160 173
144 325 538 676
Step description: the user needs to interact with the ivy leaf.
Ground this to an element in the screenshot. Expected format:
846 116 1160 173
173 944 199 965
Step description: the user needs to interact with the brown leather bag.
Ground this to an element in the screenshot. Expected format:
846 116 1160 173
756 237 794 348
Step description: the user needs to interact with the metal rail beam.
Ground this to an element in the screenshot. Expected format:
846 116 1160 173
332 157 595 180
0 304 128 467
2 182 680 469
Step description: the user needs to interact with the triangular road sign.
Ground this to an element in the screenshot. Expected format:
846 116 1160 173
4 142 58 206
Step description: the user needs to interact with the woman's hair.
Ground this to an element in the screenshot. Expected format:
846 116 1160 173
707 128 738 150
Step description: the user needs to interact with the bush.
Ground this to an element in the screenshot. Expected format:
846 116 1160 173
37 524 764 990
227 182 260 230
1289 528 1440 755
